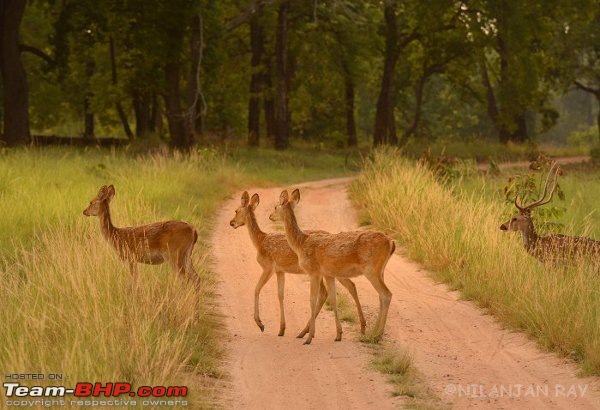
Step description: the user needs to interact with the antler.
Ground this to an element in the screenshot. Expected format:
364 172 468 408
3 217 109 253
514 195 525 212
522 162 560 211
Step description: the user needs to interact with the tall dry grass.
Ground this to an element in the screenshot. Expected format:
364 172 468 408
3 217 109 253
0 145 357 407
0 148 248 408
350 148 600 375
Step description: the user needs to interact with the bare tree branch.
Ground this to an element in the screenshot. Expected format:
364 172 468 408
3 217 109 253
226 0 273 32
19 43 54 65
574 80 599 96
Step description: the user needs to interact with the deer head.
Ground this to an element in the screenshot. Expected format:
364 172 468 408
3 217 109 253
230 191 260 229
500 163 560 232
269 189 300 222
83 185 115 216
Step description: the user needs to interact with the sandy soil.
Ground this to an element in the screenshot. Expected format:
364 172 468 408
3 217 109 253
211 177 600 409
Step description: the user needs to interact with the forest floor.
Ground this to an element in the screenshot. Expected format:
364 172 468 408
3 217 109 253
211 176 600 410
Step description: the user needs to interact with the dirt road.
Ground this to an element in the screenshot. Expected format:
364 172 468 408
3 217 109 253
211 177 600 409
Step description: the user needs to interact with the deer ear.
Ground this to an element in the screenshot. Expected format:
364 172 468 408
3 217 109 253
98 185 107 197
250 193 260 210
290 189 300 208
279 190 289 205
106 185 116 200
241 191 250 207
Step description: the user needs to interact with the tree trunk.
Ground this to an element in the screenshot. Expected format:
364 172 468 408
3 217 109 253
497 31 529 144
164 62 186 148
184 14 202 146
109 36 133 140
0 0 30 146
247 9 264 147
83 61 95 140
400 74 426 146
345 76 357 147
400 64 443 146
263 55 275 140
83 97 94 140
373 1 398 146
597 99 600 142
480 56 499 139
573 82 600 142
133 90 151 138
163 22 187 149
274 0 289 150
149 92 158 134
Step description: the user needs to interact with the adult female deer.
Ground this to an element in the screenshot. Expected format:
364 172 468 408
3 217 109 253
500 164 600 262
270 189 395 345
83 185 198 280
230 191 366 337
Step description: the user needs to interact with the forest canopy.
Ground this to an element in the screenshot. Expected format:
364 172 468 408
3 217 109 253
0 0 598 149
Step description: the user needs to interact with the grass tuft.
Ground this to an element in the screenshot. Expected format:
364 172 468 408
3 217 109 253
370 344 446 409
350 147 600 376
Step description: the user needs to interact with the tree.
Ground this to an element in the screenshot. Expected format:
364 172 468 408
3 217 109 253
247 4 265 146
470 0 572 143
564 5 600 139
274 0 289 150
0 0 30 145
373 0 461 146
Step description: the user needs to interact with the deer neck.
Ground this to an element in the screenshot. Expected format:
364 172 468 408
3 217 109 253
246 211 266 249
281 205 306 253
99 203 117 243
520 219 539 252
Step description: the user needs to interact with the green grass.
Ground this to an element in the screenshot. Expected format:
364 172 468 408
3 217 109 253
403 138 590 162
460 163 600 239
0 145 355 408
369 344 445 409
324 291 357 324
350 148 600 376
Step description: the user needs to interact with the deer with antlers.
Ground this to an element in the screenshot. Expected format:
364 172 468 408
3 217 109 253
500 164 600 262
83 185 198 280
269 189 395 345
230 191 367 337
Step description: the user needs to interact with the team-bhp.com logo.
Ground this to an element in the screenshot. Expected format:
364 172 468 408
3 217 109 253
3 382 188 407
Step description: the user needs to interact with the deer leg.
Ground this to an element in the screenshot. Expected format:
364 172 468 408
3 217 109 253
254 265 274 332
183 245 198 281
177 248 200 289
168 250 186 278
304 274 322 345
297 278 327 338
337 278 366 334
276 271 286 336
365 273 392 341
325 276 342 341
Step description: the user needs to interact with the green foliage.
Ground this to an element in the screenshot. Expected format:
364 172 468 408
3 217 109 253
567 126 599 148
591 145 600 165
4 0 599 147
417 150 477 184
503 156 566 234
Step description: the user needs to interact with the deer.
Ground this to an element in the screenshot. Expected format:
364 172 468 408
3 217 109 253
269 189 395 345
500 164 600 262
83 185 198 281
229 191 367 337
